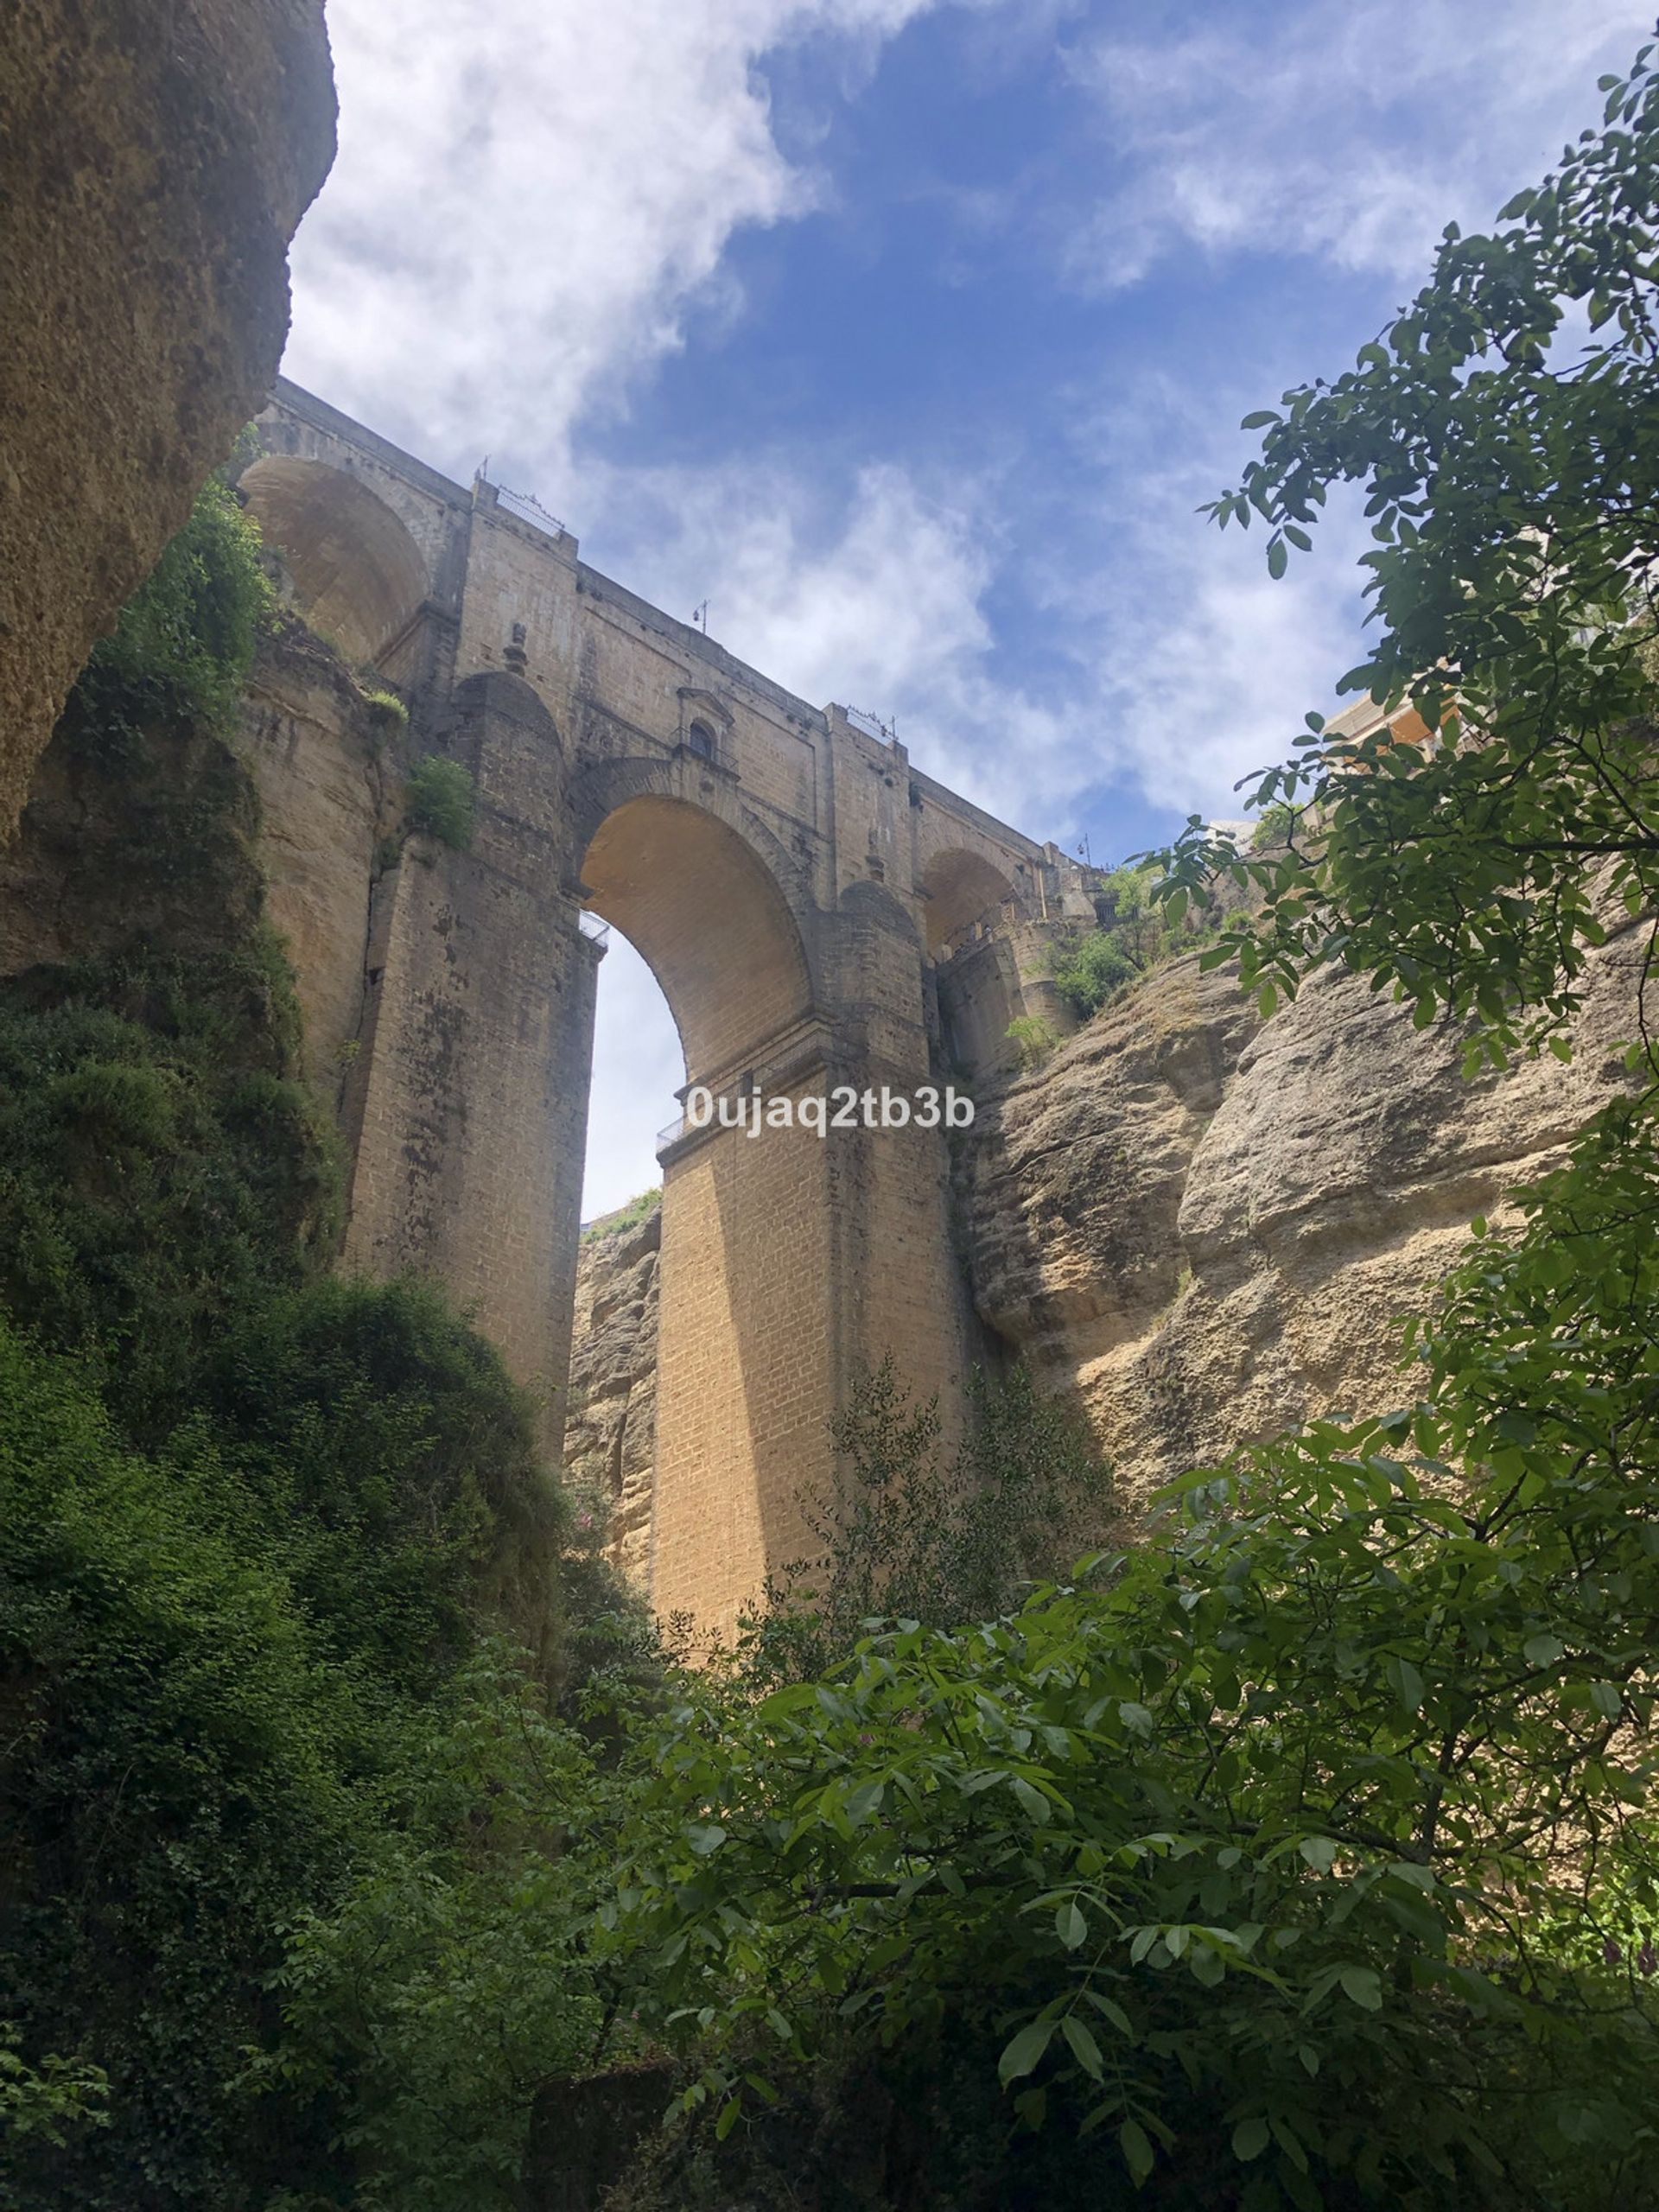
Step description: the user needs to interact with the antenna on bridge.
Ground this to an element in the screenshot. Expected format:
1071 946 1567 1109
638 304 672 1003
692 601 709 634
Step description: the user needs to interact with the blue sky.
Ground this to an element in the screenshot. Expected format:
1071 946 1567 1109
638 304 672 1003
281 0 1650 1215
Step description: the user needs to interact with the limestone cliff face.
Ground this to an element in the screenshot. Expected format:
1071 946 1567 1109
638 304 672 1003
238 614 407 1103
960 926 1646 1508
0 0 335 836
565 1204 662 1587
565 933 1645 1564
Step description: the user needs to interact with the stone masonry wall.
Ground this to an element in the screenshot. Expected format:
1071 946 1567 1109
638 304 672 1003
232 385 1100 1631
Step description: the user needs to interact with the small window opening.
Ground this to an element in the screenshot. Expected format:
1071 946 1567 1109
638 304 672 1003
687 721 716 762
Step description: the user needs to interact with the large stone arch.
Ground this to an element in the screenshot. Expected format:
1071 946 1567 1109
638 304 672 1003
571 779 830 1630
572 772 817 1090
582 798 812 1087
567 755 813 923
240 454 430 664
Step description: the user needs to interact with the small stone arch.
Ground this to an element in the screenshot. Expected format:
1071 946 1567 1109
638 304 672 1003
448 666 562 757
919 847 1015 954
240 454 430 665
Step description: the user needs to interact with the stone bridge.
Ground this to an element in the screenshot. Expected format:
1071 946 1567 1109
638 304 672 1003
241 380 1097 1635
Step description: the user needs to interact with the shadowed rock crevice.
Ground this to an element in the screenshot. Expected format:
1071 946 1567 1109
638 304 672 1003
564 1201 662 1589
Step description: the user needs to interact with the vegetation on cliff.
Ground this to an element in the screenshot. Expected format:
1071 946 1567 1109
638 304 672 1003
0 479 643 2209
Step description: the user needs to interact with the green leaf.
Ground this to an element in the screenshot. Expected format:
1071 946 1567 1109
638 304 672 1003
1233 2115 1271 2163
1056 1898 1088 1952
1120 2118 1156 2187
1339 1965 1383 2012
1060 2014 1105 2080
1389 1656 1426 1714
999 2018 1057 2088
1083 1989 1135 2039
1011 1776 1052 1823
1267 537 1289 581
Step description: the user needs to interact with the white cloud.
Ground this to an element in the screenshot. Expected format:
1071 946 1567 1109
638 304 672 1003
284 0 950 470
569 445 1090 818
571 369 1369 841
1065 0 1652 289
576 410 1370 1206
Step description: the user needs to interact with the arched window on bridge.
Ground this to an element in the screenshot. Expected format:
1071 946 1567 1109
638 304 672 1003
687 721 716 763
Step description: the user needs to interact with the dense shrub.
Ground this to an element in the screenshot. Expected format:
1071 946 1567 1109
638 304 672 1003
405 756 476 849
1049 862 1190 1021
1047 929 1141 1019
200 1278 569 1688
66 469 271 747
616 1103 1659 2210
743 1361 1109 1687
0 1324 367 2207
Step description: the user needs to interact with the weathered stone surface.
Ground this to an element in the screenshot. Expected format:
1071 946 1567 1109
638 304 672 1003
0 0 335 836
960 926 1647 1510
238 614 405 1103
565 1202 662 1590
0 709 266 976
565 930 1647 1561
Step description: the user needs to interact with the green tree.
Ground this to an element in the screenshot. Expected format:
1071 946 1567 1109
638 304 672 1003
1150 37 1659 1069
740 1362 1109 1688
618 1100 1659 2207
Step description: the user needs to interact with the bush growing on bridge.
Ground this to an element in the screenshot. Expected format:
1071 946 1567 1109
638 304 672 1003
405 754 476 849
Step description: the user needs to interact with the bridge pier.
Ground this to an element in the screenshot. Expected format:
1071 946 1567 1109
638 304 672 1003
241 379 1096 1638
